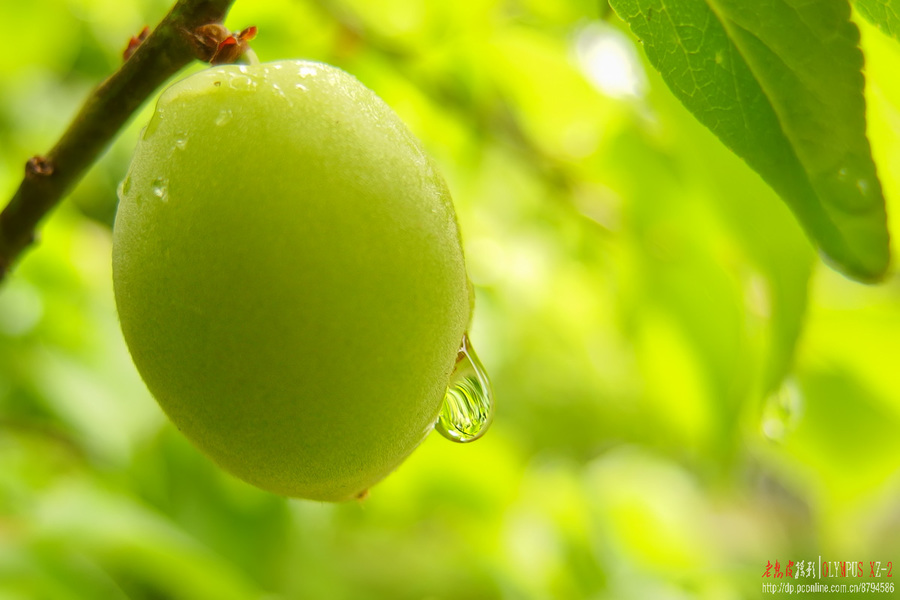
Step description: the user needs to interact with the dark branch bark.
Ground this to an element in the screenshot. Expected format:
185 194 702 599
0 0 238 280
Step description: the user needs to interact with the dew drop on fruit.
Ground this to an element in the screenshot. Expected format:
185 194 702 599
271 83 292 106
435 334 494 443
151 177 169 202
760 378 803 442
215 109 233 126
228 73 256 91
118 174 132 199
174 136 187 150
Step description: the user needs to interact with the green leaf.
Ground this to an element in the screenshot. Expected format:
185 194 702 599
610 0 890 281
854 0 900 41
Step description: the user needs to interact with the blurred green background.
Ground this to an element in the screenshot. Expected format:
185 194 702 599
3 0 900 597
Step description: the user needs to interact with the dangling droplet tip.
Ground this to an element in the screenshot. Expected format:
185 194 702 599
435 333 495 444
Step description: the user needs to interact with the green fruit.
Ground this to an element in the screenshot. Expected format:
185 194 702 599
113 60 469 501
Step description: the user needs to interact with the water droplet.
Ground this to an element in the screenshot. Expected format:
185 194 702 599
272 83 293 106
118 174 132 199
856 178 869 196
295 83 308 91
228 73 256 91
273 64 283 70
436 334 494 443
760 379 803 442
215 109 233 126
174 134 188 150
298 66 318 78
142 109 164 139
151 177 169 202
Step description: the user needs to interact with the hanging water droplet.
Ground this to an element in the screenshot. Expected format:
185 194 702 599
151 177 169 202
174 136 188 150
760 379 803 442
436 334 494 443
215 109 233 126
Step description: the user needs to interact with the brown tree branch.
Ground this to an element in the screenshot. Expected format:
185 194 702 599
0 0 239 280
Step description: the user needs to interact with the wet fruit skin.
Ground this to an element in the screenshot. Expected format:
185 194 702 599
112 61 470 501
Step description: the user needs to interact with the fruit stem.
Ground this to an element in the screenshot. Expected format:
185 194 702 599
0 0 240 282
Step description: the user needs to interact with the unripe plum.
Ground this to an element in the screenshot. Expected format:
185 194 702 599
112 60 470 501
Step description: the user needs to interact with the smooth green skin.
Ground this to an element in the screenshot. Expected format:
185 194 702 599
113 61 469 501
